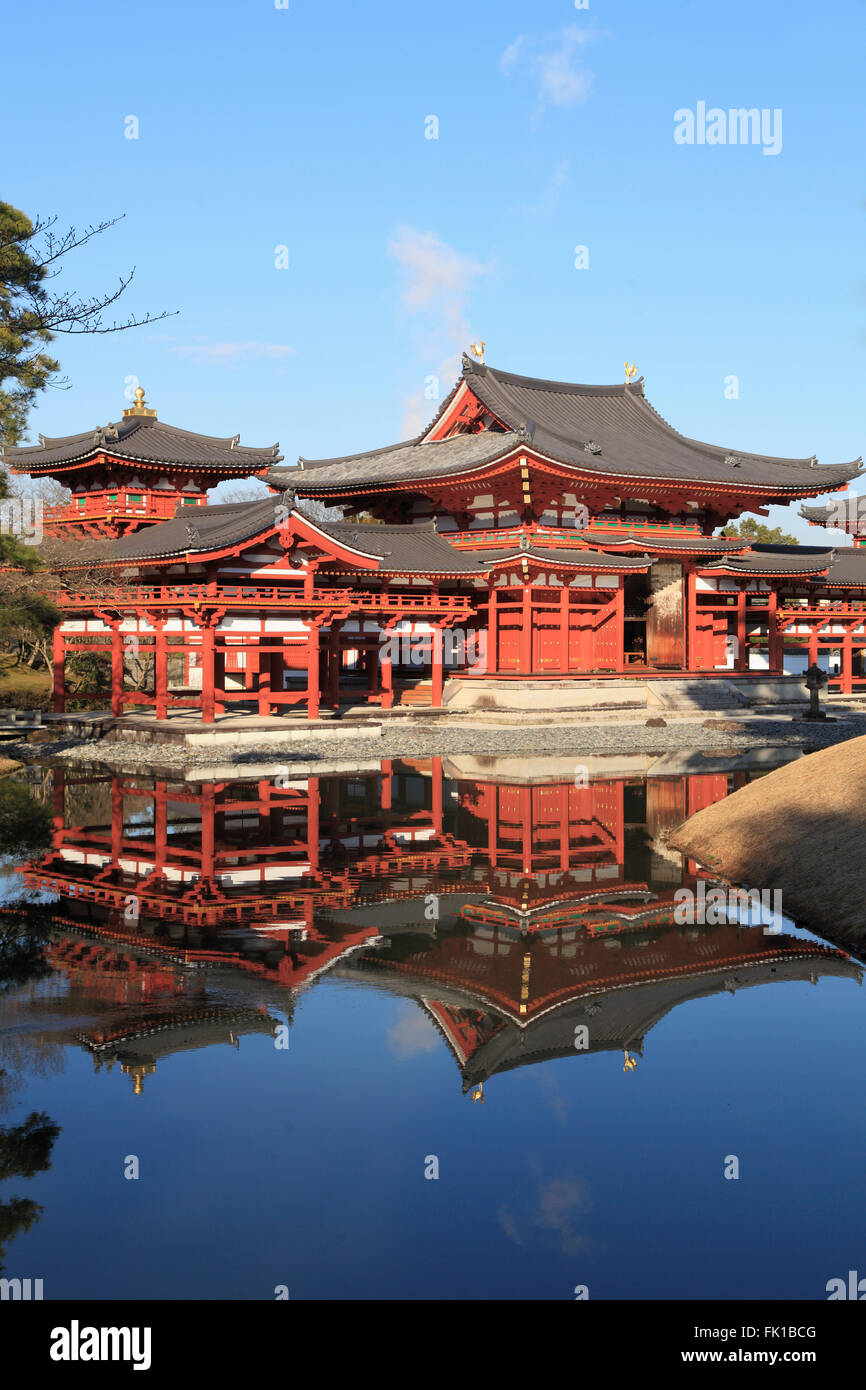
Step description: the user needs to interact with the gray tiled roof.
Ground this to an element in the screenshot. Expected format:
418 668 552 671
799 504 836 523
593 533 748 553
278 356 861 496
823 549 866 587
295 520 654 575
270 430 520 492
99 498 655 575
4 415 281 473
461 359 862 492
701 544 837 575
108 498 284 562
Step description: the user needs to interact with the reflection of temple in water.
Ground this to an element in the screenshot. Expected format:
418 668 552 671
17 755 860 1091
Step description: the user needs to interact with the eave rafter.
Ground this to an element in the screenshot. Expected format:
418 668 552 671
13 451 269 479
294 446 846 515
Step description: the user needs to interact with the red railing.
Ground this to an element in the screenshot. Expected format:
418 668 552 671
448 519 705 548
57 583 474 613
45 491 206 524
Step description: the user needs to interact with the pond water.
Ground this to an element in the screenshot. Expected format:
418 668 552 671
0 751 863 1301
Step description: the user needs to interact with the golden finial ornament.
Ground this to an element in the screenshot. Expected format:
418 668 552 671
471 1083 485 1104
623 1050 638 1072
122 385 157 419
624 362 638 385
470 340 486 364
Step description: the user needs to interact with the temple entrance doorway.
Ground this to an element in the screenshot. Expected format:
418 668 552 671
623 574 649 666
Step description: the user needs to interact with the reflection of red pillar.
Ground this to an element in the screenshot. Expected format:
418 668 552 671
521 787 531 876
614 780 624 864
201 625 215 724
52 769 65 833
111 779 123 860
52 627 66 713
560 786 570 871
487 786 498 868
308 776 319 872
431 756 443 834
154 782 167 874
111 623 123 717
200 785 215 881
380 759 392 811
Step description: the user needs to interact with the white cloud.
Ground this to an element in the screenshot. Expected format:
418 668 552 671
500 24 599 116
499 36 525 75
387 1009 439 1059
169 340 296 365
388 226 491 436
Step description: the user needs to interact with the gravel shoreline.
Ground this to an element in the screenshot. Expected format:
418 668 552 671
6 711 866 775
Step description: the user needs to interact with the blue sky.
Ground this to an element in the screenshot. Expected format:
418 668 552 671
5 0 865 538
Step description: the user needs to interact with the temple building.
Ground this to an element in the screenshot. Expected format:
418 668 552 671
8 355 866 713
801 495 866 548
5 387 280 538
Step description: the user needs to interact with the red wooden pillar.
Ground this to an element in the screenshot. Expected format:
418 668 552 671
307 622 321 721
381 626 394 710
487 583 498 675
52 626 66 713
520 579 532 674
431 755 443 834
686 568 698 671
614 582 625 672
307 776 319 872
431 625 444 708
154 621 168 720
201 624 215 724
201 622 216 722
842 625 854 695
258 637 272 716
736 587 748 671
767 588 781 672
808 626 819 669
559 584 570 674
111 623 124 717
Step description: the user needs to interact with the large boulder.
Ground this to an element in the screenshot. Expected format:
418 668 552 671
670 736 866 944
